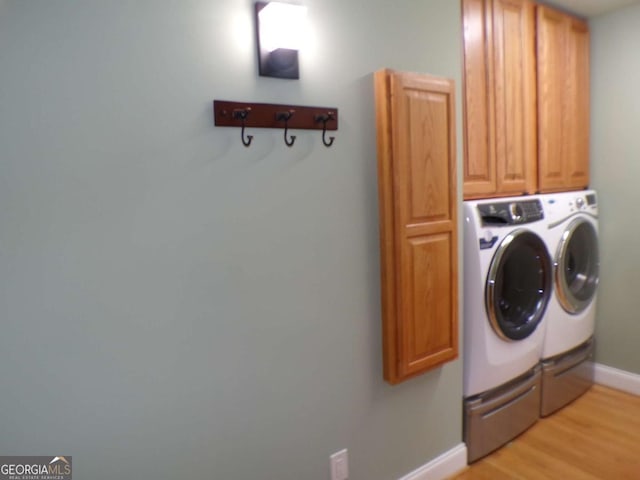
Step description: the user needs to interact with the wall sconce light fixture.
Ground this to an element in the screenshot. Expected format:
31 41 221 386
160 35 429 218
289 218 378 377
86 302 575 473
255 2 307 79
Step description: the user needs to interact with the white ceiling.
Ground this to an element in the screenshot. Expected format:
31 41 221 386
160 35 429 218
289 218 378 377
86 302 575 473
541 0 640 17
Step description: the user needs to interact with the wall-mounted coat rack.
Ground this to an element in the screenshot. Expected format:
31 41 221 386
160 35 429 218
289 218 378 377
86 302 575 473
213 100 338 148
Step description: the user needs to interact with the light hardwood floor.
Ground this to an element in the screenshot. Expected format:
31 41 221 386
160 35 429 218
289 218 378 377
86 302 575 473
449 385 640 479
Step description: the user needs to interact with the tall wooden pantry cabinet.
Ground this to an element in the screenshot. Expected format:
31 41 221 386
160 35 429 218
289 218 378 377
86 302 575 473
374 69 459 384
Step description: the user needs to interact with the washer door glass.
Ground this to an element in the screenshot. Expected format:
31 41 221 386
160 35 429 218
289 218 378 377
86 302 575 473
555 219 599 314
486 229 552 341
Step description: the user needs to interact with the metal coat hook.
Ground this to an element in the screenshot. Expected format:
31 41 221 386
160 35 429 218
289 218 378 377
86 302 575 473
233 108 253 147
276 110 296 147
315 113 336 147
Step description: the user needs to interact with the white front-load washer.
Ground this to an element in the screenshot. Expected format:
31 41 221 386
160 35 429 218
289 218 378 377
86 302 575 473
463 195 553 462
539 189 599 416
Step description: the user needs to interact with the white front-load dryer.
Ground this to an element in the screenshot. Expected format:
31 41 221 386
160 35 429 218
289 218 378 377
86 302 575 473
539 189 599 416
463 195 553 462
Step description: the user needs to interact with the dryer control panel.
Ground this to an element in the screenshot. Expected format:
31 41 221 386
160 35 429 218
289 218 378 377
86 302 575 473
477 199 544 226
543 190 598 222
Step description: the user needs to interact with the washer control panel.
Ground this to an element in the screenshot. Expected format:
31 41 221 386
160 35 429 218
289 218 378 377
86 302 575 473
477 199 544 226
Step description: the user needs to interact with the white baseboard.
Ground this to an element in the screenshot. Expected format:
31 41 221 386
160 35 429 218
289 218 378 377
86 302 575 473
594 362 640 395
398 443 467 480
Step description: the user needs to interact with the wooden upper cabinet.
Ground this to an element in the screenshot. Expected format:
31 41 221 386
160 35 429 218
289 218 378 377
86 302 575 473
462 0 496 197
536 6 565 190
462 0 537 199
374 69 458 384
463 0 590 197
537 6 590 192
565 18 590 190
493 0 537 194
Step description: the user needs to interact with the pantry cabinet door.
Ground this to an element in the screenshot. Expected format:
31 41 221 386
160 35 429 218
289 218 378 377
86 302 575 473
375 69 459 384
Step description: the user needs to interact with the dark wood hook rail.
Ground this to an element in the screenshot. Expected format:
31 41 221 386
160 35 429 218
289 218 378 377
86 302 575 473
214 100 338 147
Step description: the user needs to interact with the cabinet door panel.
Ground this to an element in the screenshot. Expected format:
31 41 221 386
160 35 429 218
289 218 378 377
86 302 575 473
462 0 496 197
493 0 536 194
565 18 590 189
537 6 590 192
538 6 566 191
402 90 452 224
400 234 456 377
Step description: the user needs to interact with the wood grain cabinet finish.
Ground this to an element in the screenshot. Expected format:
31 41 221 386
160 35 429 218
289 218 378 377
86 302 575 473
462 0 537 199
374 69 459 384
462 0 590 198
537 5 590 192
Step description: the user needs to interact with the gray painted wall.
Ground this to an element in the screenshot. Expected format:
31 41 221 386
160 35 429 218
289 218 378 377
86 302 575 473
0 1 463 479
591 4 640 373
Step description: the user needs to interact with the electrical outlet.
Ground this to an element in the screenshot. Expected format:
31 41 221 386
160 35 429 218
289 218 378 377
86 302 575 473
330 449 348 480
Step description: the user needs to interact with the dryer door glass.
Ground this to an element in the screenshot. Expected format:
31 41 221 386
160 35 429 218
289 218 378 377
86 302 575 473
486 230 552 340
555 219 599 314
